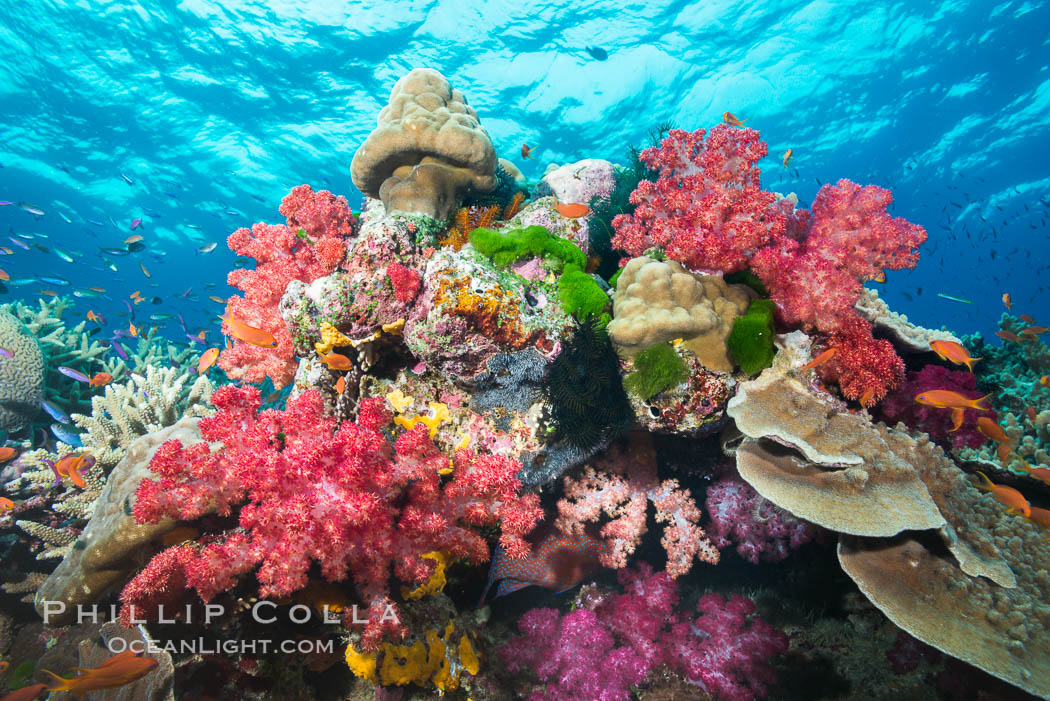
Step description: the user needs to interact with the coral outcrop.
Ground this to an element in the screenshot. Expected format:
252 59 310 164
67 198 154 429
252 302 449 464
0 308 44 431
350 68 497 221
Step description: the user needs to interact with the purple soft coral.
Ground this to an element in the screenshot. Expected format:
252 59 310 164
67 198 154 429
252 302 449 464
878 364 994 450
500 563 787 701
705 470 819 563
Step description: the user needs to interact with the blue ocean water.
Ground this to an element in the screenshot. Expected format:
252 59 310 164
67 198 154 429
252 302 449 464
0 0 1048 343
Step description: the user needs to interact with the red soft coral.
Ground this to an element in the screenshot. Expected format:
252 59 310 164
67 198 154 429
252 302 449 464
218 185 357 387
122 385 541 649
386 262 422 304
612 127 926 401
817 315 905 403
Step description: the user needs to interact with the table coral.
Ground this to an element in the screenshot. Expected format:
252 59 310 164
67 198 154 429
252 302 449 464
120 385 541 649
219 185 355 388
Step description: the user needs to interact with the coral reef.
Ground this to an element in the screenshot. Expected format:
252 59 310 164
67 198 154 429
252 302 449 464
878 364 991 452
120 386 541 649
350 68 497 221
0 307 45 431
220 184 356 388
611 126 926 401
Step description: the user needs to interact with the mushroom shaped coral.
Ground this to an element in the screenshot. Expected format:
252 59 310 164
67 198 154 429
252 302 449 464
0 308 45 431
606 256 752 372
351 68 497 221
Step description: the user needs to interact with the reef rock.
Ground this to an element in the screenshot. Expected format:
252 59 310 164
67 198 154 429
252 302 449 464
35 417 205 624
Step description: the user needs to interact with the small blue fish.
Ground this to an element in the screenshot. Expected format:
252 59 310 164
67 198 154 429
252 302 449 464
58 366 91 383
585 46 609 61
73 288 103 298
8 278 36 286
50 423 83 447
150 313 174 321
196 242 217 254
53 248 74 263
112 341 129 361
87 219 105 226
40 400 71 424
121 171 134 185
8 237 29 250
58 211 72 224
38 276 70 286
18 202 44 216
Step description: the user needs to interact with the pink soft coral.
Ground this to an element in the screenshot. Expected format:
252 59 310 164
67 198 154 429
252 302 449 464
611 126 926 402
555 436 718 577
501 563 787 701
219 185 356 387
705 468 819 564
121 386 541 649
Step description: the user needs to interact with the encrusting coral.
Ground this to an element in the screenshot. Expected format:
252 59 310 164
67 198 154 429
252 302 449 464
350 68 498 221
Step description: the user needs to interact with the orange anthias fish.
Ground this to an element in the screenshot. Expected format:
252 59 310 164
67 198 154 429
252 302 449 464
0 269 8 282
318 350 353 371
0 446 17 462
859 388 875 407
949 408 965 433
1020 326 1049 337
54 453 90 489
521 144 535 159
139 262 150 278
124 234 143 245
554 202 589 218
198 347 220 375
929 340 980 372
974 471 1030 517
1002 293 1012 310
1019 314 1036 324
89 372 113 387
996 330 1021 344
129 322 138 337
976 416 1010 445
1028 506 1050 531
219 315 277 348
1028 407 1039 423
799 347 837 372
1042 375 1050 387
722 111 746 127
43 650 158 695
0 682 48 701
914 390 993 412
781 149 793 168
208 295 225 304
1017 460 1050 488
335 375 346 395
0 497 14 512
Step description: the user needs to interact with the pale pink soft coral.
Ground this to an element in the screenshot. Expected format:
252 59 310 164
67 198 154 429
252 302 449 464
218 185 356 387
555 437 718 577
120 386 542 649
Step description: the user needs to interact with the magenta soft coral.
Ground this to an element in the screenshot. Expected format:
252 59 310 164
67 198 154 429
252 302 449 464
878 364 993 450
500 563 787 701
121 385 542 649
218 184 356 388
611 126 926 402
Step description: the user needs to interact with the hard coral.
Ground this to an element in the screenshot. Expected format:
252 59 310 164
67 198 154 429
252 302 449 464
220 185 356 388
120 386 541 649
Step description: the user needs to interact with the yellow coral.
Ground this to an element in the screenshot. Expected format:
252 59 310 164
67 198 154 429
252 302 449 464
347 620 480 691
402 551 452 601
394 402 449 439
382 318 406 335
314 322 354 355
386 389 414 414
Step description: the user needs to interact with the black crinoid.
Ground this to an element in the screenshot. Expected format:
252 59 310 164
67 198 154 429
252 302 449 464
543 319 634 455
463 161 528 210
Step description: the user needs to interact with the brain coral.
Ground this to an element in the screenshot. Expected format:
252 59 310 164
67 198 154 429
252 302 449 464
0 308 45 431
607 255 752 372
